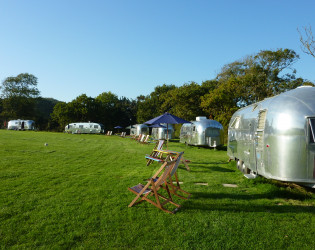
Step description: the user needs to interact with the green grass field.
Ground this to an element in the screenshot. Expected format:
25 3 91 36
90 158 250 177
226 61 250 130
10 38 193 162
1 130 315 249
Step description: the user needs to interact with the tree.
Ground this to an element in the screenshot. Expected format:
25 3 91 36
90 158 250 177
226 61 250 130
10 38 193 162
136 84 176 123
50 94 99 131
160 81 217 121
96 91 120 129
116 97 137 127
34 97 60 130
69 94 100 122
298 25 315 58
200 77 245 129
0 73 40 120
201 48 312 131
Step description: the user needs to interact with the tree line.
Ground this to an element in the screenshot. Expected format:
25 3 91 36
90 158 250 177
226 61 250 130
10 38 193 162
0 48 314 133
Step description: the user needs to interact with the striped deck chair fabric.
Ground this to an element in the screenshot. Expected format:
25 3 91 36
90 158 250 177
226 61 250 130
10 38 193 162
146 139 165 166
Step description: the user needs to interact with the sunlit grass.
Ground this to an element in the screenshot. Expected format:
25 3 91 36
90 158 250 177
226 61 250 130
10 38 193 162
0 130 314 249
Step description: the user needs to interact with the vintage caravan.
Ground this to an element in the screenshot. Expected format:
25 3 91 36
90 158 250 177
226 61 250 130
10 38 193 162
8 120 35 130
151 124 174 140
130 124 149 136
65 122 104 134
228 86 315 188
180 116 224 147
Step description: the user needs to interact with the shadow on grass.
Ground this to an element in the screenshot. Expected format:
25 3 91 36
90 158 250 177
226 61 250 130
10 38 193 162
182 201 315 214
209 166 235 172
184 189 315 213
190 162 229 165
187 164 235 173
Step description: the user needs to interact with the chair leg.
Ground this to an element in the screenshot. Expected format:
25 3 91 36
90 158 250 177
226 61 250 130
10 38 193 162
181 158 190 171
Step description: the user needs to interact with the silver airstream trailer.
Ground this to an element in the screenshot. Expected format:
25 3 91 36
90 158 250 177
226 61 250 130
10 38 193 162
180 116 224 147
65 122 104 134
151 124 174 140
130 124 149 136
8 120 35 130
227 86 315 188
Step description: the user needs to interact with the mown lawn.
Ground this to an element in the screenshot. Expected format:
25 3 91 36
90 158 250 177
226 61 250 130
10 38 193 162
0 130 314 249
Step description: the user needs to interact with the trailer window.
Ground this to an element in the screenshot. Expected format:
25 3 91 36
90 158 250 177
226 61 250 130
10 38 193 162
79 125 83 129
206 128 220 137
230 117 240 129
309 119 315 143
94 125 98 128
182 126 190 134
257 110 267 130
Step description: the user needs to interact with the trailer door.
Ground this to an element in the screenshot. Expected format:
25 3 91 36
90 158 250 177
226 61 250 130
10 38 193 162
255 110 267 173
308 118 315 182
191 126 197 144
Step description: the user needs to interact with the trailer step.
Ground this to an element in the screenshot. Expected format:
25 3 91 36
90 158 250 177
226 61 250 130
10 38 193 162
244 173 257 179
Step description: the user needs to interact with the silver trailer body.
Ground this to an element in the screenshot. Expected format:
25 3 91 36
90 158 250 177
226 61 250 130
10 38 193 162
8 120 35 130
151 124 174 140
227 86 315 188
130 124 149 136
180 117 224 147
65 122 104 134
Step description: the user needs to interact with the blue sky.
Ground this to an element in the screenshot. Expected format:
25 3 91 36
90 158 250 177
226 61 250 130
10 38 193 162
1 0 314 102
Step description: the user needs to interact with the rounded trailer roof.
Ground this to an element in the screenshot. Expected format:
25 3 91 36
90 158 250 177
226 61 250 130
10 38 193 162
183 119 223 129
232 86 315 133
262 86 315 115
9 120 35 122
235 86 315 114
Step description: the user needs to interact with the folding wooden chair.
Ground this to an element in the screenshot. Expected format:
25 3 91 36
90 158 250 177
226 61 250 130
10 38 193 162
138 134 146 143
146 147 190 172
165 152 191 199
146 139 165 166
140 135 150 144
150 152 190 200
128 154 183 214
133 134 142 141
128 134 136 139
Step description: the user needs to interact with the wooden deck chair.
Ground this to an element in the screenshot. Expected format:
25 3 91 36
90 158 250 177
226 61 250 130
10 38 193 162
128 154 182 214
128 134 136 139
165 152 191 199
138 134 146 143
146 139 165 166
140 135 150 144
149 152 190 200
155 148 191 170
134 134 142 141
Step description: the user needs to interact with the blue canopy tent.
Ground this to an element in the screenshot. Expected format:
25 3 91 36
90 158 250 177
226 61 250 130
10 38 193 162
144 112 190 145
114 125 123 133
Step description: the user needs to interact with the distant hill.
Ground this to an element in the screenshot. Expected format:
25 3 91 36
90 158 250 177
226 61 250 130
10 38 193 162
35 97 60 120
